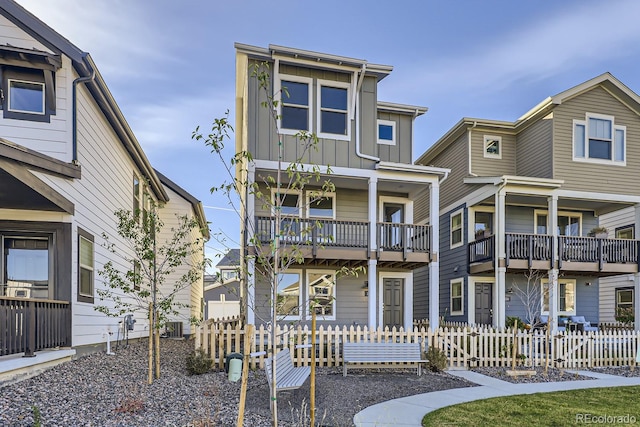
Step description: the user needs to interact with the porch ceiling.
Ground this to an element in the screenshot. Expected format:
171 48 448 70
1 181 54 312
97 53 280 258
474 193 632 215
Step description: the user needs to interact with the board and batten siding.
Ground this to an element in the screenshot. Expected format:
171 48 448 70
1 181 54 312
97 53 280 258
469 130 516 177
515 115 553 178
246 60 378 170
376 111 412 164
552 86 640 195
599 206 636 322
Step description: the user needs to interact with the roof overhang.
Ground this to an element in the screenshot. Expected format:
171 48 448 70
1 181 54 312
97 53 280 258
464 175 564 189
377 101 428 116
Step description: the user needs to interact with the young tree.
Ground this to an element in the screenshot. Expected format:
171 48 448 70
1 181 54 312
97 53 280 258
96 197 208 384
512 269 544 328
194 63 362 426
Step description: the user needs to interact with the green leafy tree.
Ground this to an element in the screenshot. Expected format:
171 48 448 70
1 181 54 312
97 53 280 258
96 197 209 384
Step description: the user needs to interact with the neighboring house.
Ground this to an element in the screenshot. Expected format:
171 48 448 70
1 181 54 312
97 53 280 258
204 249 241 320
415 72 640 331
0 0 207 377
235 43 449 330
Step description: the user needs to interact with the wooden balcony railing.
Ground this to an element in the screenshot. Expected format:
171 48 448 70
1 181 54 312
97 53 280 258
506 233 552 267
469 235 494 264
377 223 431 252
254 217 369 248
559 236 640 269
0 297 71 357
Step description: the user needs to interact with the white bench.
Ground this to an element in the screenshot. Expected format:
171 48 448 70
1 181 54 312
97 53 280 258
264 348 310 391
342 342 427 377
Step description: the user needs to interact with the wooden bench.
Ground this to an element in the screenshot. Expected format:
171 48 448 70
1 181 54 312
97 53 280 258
342 342 427 377
264 348 311 391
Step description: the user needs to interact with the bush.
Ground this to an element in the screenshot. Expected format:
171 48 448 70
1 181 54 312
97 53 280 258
506 316 524 329
425 346 448 372
186 349 212 375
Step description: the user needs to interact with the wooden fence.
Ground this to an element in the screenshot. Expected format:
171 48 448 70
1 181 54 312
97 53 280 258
195 323 640 370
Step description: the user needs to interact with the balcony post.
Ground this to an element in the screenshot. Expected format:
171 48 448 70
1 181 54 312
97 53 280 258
634 204 640 331
548 194 558 266
368 259 377 328
494 188 506 328
368 177 377 253
245 164 256 326
429 180 440 329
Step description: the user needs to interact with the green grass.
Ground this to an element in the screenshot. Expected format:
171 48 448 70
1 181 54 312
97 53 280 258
422 386 640 427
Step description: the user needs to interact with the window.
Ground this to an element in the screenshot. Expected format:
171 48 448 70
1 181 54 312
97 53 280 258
535 211 581 236
616 225 635 239
133 260 141 291
2 236 51 299
221 269 239 281
8 79 45 114
318 81 349 139
474 211 493 239
307 191 336 243
133 174 141 217
573 114 626 164
308 270 336 319
276 271 301 319
450 279 464 315
616 287 633 311
2 66 55 122
483 135 501 159
377 120 396 145
541 279 575 315
450 209 463 248
280 78 311 132
78 229 94 303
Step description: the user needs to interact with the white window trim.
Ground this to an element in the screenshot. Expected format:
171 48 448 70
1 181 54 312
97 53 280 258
534 209 582 236
378 196 413 224
450 208 464 249
8 78 45 115
271 188 302 217
572 113 626 166
306 269 336 321
79 235 94 298
276 75 313 136
541 278 576 316
377 119 396 146
483 135 502 159
276 269 303 321
450 278 464 316
305 191 336 219
467 206 495 243
316 79 350 141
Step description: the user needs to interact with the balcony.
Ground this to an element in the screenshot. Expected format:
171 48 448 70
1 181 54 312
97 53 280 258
254 216 431 268
468 233 640 275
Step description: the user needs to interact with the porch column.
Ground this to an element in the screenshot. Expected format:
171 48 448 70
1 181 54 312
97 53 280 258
429 180 440 329
495 187 506 327
548 195 559 333
368 259 378 328
634 204 640 331
368 177 378 329
246 164 256 325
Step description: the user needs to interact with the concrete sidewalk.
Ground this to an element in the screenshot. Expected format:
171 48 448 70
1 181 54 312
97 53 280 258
353 370 640 426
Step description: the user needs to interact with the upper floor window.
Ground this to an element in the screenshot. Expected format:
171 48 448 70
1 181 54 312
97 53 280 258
616 225 635 239
307 191 335 219
483 135 501 159
450 209 463 249
377 120 396 145
281 78 311 132
318 80 349 139
8 79 45 114
133 174 141 217
2 66 55 123
573 114 625 165
535 211 581 236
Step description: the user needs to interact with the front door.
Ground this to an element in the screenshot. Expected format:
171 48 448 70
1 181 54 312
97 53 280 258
475 282 493 325
383 278 404 328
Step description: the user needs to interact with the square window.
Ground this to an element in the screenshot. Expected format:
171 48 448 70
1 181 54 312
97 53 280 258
377 120 396 145
483 136 501 159
8 79 45 114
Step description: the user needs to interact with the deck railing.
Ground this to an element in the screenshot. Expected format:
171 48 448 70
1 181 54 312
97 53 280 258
377 223 431 252
506 233 552 266
559 236 640 268
469 235 494 263
0 297 71 357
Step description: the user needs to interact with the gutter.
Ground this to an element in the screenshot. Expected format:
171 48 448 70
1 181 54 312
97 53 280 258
72 53 95 164
353 64 379 162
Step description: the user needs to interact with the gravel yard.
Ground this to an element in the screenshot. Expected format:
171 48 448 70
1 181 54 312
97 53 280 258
0 339 475 426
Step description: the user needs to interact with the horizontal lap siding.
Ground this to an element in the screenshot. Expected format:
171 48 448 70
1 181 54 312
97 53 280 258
470 130 516 177
427 134 473 211
516 117 553 178
552 87 640 195
440 205 468 322
413 265 429 320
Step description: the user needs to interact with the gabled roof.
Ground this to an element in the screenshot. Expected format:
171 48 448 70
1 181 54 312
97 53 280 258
416 72 640 166
0 0 168 202
216 249 240 268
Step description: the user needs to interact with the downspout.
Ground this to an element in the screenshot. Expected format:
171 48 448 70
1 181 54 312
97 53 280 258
353 65 379 162
72 54 96 164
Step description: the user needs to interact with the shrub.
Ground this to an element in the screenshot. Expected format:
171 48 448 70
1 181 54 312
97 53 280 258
425 346 448 372
186 349 212 375
506 316 524 329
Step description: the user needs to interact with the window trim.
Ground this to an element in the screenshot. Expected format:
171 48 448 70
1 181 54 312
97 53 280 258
483 135 502 159
534 209 582 236
7 78 46 115
450 208 464 249
450 278 464 316
77 228 94 304
615 287 634 311
271 188 302 217
305 191 336 219
277 75 313 136
541 278 576 316
306 269 336 321
276 269 302 320
573 113 626 166
615 224 635 239
316 79 350 141
377 119 396 146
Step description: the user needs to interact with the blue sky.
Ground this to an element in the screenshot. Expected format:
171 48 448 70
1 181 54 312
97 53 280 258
14 0 640 270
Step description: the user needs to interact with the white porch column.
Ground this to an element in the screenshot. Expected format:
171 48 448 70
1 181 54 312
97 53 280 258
368 259 378 328
548 195 559 333
634 204 640 331
429 180 440 329
495 187 506 327
245 164 256 325
368 177 378 328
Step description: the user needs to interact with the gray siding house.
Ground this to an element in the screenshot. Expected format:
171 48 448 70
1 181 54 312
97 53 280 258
415 73 640 331
236 43 449 330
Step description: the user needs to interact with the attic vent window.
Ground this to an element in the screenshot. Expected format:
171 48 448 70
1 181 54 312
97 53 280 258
573 113 625 165
483 135 501 159
377 120 396 145
8 79 45 115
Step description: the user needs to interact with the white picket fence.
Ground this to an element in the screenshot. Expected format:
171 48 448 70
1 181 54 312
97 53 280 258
194 322 640 370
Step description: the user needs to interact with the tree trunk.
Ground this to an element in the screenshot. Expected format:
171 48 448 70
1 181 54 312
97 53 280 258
155 311 160 379
148 302 153 384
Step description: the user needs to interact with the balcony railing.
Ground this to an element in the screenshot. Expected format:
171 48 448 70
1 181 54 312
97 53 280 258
0 297 71 357
469 235 494 264
559 236 640 268
506 233 552 267
377 223 431 252
255 216 369 248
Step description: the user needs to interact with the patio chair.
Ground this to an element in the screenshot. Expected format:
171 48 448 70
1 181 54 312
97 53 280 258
569 316 598 332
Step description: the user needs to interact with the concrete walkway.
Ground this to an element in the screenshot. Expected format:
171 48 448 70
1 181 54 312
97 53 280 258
353 370 640 426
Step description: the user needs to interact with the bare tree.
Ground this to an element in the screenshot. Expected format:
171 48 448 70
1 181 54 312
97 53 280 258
512 269 544 328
